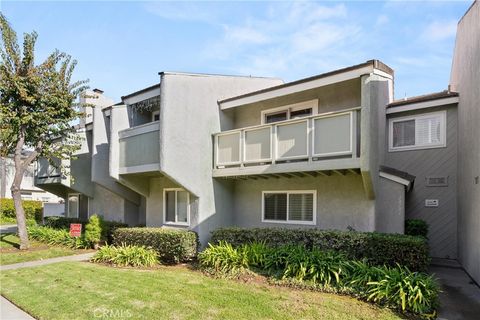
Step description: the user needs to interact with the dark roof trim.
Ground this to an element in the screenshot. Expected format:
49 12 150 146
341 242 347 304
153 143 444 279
158 71 282 81
388 90 459 108
380 165 416 192
219 59 393 104
121 83 160 100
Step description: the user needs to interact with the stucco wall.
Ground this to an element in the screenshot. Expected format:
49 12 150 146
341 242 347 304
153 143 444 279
158 73 284 244
231 175 375 232
375 177 405 234
384 106 458 259
450 2 480 282
230 78 361 129
89 184 125 222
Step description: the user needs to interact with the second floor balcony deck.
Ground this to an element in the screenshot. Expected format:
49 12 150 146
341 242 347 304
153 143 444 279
213 109 361 178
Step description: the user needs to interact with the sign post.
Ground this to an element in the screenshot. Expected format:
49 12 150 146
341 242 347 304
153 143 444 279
70 223 82 237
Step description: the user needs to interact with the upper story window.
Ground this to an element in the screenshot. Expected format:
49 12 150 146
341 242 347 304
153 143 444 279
389 111 446 152
261 99 318 124
152 111 160 122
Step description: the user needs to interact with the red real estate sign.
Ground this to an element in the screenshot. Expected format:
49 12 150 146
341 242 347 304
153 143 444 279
70 223 82 237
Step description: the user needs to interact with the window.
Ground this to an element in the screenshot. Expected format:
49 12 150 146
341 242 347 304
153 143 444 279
389 111 446 151
152 111 160 122
262 191 316 225
164 188 190 225
261 100 317 124
67 194 79 218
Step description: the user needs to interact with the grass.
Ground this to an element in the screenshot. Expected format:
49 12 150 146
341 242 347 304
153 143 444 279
0 262 404 320
0 233 87 266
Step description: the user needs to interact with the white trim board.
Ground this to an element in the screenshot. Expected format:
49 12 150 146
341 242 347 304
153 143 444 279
379 172 413 192
386 96 458 114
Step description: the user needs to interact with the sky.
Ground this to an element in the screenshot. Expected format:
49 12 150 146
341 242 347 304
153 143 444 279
1 1 473 102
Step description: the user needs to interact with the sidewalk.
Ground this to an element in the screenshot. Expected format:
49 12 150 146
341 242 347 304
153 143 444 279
0 252 95 271
430 260 480 320
1 296 35 320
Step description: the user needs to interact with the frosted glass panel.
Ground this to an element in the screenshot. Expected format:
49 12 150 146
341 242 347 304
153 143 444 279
244 127 271 161
276 121 308 159
314 114 351 155
217 133 240 164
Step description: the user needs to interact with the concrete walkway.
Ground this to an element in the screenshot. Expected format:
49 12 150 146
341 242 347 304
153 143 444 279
0 224 17 234
1 296 35 320
0 252 95 271
430 261 480 320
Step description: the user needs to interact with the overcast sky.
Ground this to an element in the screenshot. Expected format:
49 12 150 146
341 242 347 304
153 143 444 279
1 1 472 102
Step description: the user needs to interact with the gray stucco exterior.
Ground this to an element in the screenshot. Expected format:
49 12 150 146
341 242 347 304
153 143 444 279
450 1 480 284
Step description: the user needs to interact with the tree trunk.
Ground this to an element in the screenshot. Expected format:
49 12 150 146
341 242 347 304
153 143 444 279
12 127 30 250
11 177 30 249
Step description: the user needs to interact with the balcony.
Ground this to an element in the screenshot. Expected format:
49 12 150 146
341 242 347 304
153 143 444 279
35 157 64 185
118 121 160 174
213 109 361 178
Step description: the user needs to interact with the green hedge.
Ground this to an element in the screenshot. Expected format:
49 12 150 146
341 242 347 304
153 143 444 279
199 242 439 318
211 227 430 271
27 226 90 248
405 219 429 238
0 198 42 222
113 228 198 264
43 216 127 244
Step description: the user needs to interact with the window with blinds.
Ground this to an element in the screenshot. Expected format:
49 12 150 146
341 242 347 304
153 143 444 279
389 111 446 151
263 191 316 224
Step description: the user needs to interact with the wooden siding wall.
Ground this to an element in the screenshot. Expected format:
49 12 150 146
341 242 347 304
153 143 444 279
385 105 458 259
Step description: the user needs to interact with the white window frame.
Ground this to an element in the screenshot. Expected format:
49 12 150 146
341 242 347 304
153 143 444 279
261 99 318 124
388 110 447 152
261 190 316 225
66 193 80 218
163 188 190 226
152 110 160 122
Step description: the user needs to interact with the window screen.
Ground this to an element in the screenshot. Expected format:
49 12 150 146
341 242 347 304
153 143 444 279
263 192 315 223
288 193 314 221
393 120 415 147
264 193 287 220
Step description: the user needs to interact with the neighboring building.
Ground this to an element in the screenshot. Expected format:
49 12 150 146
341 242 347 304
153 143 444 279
0 155 62 203
33 1 479 283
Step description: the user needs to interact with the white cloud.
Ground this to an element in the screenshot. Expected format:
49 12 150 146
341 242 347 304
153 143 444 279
203 2 361 78
421 20 457 42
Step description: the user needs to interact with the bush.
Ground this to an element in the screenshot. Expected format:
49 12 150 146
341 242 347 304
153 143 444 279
91 244 158 267
85 215 103 246
405 219 429 238
43 216 85 229
211 227 430 271
27 226 90 249
200 242 439 317
43 216 127 244
113 227 198 264
0 198 42 222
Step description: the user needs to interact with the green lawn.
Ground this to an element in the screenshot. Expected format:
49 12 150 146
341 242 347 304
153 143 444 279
0 262 404 320
0 233 86 265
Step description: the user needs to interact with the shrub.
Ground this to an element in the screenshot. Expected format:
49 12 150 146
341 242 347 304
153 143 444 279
200 242 439 318
113 228 198 264
91 244 158 267
43 216 85 229
85 215 103 246
405 219 429 238
27 226 89 249
43 216 127 244
211 227 430 271
0 198 42 222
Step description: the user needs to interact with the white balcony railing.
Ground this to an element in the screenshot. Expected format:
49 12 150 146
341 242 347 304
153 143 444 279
214 110 359 169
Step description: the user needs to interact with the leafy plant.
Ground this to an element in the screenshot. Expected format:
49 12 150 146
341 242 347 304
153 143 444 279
84 214 102 246
91 244 158 267
211 227 430 271
113 227 198 264
0 198 42 222
27 226 89 249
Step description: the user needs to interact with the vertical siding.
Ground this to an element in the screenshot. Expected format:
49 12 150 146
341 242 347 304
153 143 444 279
385 106 458 259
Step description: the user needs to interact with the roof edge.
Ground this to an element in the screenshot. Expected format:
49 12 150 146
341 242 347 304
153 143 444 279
388 90 459 107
